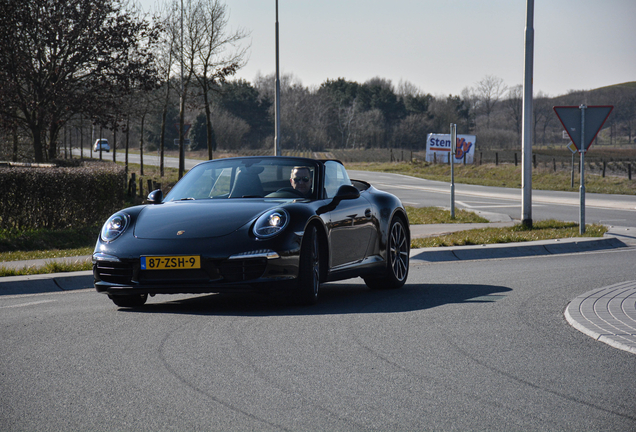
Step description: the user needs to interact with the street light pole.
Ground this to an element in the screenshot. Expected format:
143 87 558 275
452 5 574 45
274 0 281 156
178 0 185 179
521 0 534 228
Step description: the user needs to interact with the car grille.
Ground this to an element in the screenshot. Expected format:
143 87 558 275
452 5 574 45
139 269 212 283
95 260 134 285
95 258 268 285
218 258 267 282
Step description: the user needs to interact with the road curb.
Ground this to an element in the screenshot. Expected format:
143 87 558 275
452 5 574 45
0 271 93 295
564 281 636 355
410 237 628 263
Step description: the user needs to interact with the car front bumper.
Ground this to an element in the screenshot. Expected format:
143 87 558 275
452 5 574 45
93 229 304 296
94 250 300 295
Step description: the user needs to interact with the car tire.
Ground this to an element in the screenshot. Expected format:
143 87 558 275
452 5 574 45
364 216 409 290
109 293 148 308
296 225 320 305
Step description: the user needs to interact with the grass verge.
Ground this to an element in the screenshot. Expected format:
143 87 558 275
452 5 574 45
412 219 607 248
348 161 636 195
406 206 489 224
0 260 91 277
0 226 98 256
0 226 96 276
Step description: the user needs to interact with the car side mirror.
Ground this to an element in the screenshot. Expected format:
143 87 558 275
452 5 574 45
317 185 361 215
333 184 360 202
147 189 163 204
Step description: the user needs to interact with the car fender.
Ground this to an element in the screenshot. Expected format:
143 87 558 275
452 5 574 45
280 201 331 276
361 186 409 259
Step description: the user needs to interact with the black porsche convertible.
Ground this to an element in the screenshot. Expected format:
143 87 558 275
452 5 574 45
93 156 409 307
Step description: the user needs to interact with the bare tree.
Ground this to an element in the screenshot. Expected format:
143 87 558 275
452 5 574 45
505 85 523 145
165 0 201 177
396 80 422 98
163 0 248 174
336 99 358 149
612 86 636 144
193 0 249 160
533 93 555 146
317 78 362 149
474 75 508 129
460 87 478 131
155 1 178 177
0 0 160 162
354 109 385 148
393 113 430 150
211 110 250 150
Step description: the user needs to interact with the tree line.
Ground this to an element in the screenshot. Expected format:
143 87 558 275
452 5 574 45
1 0 635 165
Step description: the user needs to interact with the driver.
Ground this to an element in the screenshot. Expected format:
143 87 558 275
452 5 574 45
290 166 313 197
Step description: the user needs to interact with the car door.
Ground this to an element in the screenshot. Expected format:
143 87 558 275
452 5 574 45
323 161 375 268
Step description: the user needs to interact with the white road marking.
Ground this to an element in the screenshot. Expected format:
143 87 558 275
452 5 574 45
373 182 631 211
0 299 56 309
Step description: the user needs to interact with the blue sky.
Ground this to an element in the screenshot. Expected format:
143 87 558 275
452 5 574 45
140 0 636 97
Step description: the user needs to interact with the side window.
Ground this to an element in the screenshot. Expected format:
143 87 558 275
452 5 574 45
324 161 352 199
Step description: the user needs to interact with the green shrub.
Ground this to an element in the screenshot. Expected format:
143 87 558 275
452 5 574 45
0 161 125 230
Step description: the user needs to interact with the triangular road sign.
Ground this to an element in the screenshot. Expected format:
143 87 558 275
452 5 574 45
553 105 613 151
174 123 192 137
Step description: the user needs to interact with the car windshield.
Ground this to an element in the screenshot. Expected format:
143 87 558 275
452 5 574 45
164 157 319 201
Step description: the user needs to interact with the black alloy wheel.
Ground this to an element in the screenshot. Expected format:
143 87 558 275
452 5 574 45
364 216 409 290
296 225 320 305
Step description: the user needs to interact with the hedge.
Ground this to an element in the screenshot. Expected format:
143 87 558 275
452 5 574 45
0 161 126 230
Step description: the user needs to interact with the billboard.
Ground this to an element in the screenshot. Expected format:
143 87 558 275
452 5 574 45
425 133 476 163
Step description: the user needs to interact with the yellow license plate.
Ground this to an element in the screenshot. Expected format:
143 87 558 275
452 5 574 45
141 255 201 270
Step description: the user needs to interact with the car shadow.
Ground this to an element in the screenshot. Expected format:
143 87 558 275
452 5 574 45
120 280 512 316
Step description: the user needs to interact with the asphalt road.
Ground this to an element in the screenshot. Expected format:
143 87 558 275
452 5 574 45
2 246 635 431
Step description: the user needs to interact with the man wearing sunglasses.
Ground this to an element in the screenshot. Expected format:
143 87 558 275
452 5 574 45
290 166 313 197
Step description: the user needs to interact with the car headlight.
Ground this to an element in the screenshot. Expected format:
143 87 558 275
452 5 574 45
253 209 289 239
100 212 130 242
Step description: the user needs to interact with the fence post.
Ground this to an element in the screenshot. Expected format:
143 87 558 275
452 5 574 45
129 173 136 197
629 163 632 180
495 153 498 166
603 160 606 178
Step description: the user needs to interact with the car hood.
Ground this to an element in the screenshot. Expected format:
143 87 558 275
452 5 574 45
133 200 282 239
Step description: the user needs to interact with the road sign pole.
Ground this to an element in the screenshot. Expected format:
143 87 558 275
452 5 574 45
571 152 574 188
450 123 456 219
554 104 613 235
579 105 586 234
